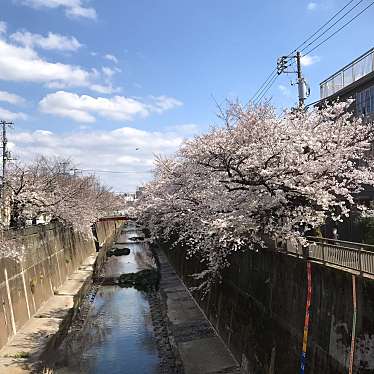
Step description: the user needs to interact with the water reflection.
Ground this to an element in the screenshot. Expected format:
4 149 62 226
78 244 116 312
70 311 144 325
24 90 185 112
77 287 158 374
59 224 159 373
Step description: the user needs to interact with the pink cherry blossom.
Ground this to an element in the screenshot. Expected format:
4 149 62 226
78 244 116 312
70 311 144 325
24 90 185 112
137 101 374 288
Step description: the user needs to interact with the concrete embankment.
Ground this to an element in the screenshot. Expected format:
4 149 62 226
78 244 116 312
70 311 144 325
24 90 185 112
0 219 123 373
160 241 374 374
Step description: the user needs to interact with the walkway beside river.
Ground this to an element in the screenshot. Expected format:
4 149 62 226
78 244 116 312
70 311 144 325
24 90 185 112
156 248 240 374
0 254 98 373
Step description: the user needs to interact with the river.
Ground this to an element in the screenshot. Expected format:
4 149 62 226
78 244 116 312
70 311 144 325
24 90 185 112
57 223 159 374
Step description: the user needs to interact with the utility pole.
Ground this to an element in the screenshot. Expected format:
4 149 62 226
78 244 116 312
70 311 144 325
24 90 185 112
277 51 310 109
296 52 305 109
1 120 13 227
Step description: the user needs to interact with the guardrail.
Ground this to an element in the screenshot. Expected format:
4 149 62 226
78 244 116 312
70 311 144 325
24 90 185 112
274 236 374 276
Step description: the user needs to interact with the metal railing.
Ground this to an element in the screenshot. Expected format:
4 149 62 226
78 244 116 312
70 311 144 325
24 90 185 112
275 236 374 276
320 48 374 99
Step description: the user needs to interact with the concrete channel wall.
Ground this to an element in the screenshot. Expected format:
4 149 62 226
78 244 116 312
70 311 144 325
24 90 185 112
162 243 374 374
0 219 121 350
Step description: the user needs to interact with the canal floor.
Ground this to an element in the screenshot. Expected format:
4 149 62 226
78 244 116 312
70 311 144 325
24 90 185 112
57 223 160 374
55 222 238 374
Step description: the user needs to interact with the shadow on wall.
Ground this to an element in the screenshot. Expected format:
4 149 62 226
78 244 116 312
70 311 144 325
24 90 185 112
0 219 122 352
161 241 374 374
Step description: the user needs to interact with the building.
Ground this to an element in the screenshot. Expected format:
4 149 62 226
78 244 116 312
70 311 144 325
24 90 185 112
319 48 374 243
135 186 145 199
319 47 374 120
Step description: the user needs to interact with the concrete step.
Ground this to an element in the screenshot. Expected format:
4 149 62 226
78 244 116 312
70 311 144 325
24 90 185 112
33 295 74 319
54 269 91 296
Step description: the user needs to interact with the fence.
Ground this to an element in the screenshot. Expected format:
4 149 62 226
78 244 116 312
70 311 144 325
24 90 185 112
275 236 374 275
320 47 374 99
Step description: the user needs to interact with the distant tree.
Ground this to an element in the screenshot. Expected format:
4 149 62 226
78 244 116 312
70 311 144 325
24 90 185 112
0 156 123 259
137 101 374 288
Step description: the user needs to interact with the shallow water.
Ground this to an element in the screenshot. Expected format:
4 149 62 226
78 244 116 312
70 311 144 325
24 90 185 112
60 223 159 373
76 286 158 374
105 240 153 276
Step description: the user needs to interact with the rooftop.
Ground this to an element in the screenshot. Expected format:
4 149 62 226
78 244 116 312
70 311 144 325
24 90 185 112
320 48 374 99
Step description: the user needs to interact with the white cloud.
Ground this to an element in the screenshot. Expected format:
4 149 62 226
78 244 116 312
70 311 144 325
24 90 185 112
9 127 185 191
89 84 120 95
301 54 321 66
102 66 119 78
0 21 6 34
94 67 122 93
10 31 81 51
0 38 89 84
0 107 27 120
0 37 117 92
104 54 118 64
307 2 317 11
18 0 97 20
150 95 183 113
278 84 291 97
0 90 25 104
39 91 183 123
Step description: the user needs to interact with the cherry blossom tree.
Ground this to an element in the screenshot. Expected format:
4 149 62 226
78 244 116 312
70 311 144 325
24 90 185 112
6 156 70 228
137 101 374 288
0 157 122 260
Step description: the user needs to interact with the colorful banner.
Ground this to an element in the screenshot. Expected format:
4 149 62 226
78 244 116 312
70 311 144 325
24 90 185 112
348 274 357 374
300 261 312 374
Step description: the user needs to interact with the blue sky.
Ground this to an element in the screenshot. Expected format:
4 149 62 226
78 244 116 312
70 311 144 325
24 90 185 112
0 0 373 191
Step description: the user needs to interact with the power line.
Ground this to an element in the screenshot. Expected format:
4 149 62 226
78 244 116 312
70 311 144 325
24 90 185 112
281 0 374 107
286 0 365 70
305 98 324 109
304 0 374 55
299 0 366 55
250 68 278 102
289 0 359 56
288 0 368 69
253 73 279 105
77 168 153 174
251 0 372 104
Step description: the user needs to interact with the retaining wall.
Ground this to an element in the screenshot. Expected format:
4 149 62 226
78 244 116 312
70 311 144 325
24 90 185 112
0 219 122 350
161 242 374 374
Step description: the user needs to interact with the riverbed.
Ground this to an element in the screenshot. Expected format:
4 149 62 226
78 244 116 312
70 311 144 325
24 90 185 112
57 223 160 374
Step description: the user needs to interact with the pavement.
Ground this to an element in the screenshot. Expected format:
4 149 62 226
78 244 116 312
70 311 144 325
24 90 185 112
0 254 97 374
157 250 241 374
